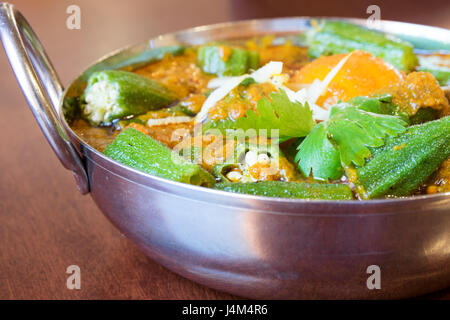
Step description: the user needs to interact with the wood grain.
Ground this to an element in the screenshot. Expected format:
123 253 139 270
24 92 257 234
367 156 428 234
0 0 449 299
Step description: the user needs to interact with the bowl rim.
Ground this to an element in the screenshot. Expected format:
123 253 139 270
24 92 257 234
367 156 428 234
59 16 450 211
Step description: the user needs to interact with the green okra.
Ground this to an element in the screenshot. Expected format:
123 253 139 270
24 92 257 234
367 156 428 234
81 70 176 125
197 45 260 76
117 103 197 128
62 96 80 124
214 181 354 200
166 103 197 117
417 54 450 86
354 116 450 199
213 163 238 183
347 94 439 125
307 21 418 72
104 128 216 187
408 107 438 125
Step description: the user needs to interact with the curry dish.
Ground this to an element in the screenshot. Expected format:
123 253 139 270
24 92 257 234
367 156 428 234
67 21 450 200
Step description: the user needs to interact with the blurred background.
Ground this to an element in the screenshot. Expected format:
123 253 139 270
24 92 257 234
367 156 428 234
0 0 449 299
1 0 449 86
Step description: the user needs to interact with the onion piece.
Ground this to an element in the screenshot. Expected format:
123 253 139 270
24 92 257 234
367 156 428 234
147 116 193 127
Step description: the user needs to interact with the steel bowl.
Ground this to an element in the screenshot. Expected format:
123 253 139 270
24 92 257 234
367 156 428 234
1 2 449 299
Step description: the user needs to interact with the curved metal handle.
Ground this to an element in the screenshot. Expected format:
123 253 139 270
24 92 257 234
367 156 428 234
0 3 89 194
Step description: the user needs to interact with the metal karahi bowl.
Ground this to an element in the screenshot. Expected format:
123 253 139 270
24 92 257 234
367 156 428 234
1 2 449 299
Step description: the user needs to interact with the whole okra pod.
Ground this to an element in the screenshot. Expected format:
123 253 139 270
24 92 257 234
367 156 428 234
353 116 450 199
214 181 353 200
104 128 216 187
307 21 418 72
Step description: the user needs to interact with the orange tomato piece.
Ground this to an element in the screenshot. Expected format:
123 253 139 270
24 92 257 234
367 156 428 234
292 50 405 109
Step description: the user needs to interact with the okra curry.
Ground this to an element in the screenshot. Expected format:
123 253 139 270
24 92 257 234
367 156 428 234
67 21 450 200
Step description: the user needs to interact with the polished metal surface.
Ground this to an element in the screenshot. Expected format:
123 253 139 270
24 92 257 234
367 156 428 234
0 3 88 194
1 2 450 298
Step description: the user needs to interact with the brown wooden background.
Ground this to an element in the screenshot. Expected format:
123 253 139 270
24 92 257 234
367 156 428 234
0 0 449 299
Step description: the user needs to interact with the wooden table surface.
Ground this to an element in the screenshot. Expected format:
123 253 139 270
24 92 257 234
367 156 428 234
1 0 449 299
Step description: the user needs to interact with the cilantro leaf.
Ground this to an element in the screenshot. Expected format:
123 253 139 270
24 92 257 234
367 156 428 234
239 77 256 87
328 105 408 166
203 89 315 139
295 123 342 180
202 119 235 132
346 94 408 121
295 100 408 180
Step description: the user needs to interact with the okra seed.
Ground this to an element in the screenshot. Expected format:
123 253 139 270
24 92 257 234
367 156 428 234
227 171 242 182
245 151 258 167
257 153 270 164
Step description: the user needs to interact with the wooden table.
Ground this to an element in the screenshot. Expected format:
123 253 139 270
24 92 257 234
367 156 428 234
1 0 449 299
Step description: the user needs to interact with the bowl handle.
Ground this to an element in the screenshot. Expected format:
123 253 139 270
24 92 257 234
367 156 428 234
0 3 89 194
